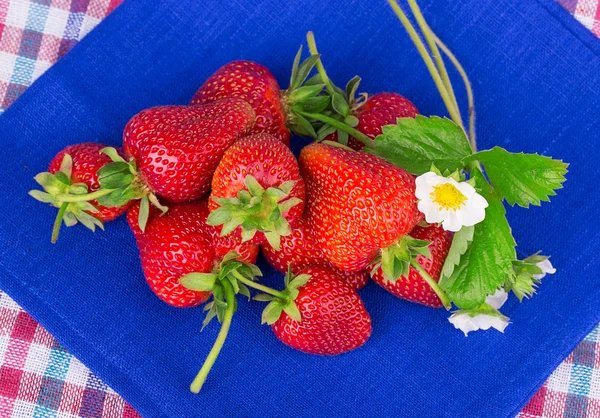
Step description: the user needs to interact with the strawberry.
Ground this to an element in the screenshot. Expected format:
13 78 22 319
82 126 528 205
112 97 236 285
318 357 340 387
77 99 256 231
132 199 258 308
207 133 305 250
325 92 418 150
29 142 131 243
191 48 332 147
260 266 372 355
261 217 369 289
132 200 261 394
371 223 452 308
299 143 420 272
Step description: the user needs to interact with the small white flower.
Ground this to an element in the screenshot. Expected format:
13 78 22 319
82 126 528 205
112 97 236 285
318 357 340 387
534 258 556 280
415 172 489 232
484 288 508 309
448 289 509 336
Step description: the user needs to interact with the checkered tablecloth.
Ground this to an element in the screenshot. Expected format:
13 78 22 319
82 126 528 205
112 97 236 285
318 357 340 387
0 1 598 417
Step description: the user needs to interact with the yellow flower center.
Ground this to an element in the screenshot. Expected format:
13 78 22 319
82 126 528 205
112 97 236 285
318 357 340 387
430 183 467 211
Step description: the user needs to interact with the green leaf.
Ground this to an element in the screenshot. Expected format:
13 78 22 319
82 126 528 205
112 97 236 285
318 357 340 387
291 113 318 138
438 169 516 309
100 147 127 163
369 115 473 175
59 154 73 177
464 146 568 208
331 93 349 117
138 196 150 232
439 225 475 281
288 84 324 103
301 96 330 114
289 45 303 89
289 274 311 289
291 54 320 90
179 273 217 291
283 301 302 322
345 76 361 103
28 190 55 204
262 301 284 325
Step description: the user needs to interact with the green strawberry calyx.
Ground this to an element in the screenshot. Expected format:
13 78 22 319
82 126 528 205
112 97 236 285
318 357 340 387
29 154 104 243
505 253 553 302
206 175 302 251
254 264 311 325
178 251 262 394
281 42 372 147
280 45 328 138
50 147 168 233
372 234 452 309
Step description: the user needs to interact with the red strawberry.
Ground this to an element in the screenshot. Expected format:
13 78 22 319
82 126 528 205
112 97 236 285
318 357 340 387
29 142 131 243
78 99 256 232
192 61 290 145
132 200 258 308
207 133 305 250
326 92 418 150
299 143 420 272
261 218 369 289
371 223 452 308
264 266 372 355
191 49 331 147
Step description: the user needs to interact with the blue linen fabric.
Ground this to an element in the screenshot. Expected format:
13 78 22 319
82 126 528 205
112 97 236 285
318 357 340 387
0 0 599 416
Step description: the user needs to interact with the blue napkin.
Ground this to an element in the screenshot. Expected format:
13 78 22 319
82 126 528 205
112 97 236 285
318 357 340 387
1 0 599 416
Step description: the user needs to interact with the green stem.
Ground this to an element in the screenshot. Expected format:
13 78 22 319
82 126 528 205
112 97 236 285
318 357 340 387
51 202 69 244
56 188 114 203
233 272 288 300
305 31 337 96
190 280 236 394
387 0 463 129
406 0 462 126
296 110 373 148
432 33 477 152
410 259 452 310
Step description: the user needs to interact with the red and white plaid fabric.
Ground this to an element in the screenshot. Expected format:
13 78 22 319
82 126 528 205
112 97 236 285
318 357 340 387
0 1 599 417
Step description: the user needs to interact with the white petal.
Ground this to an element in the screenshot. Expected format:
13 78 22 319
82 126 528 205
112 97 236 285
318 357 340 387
455 181 477 198
533 259 556 280
441 210 463 232
418 199 444 223
457 202 487 227
449 313 509 336
467 192 489 209
448 314 478 336
415 172 438 199
471 315 509 334
485 288 508 309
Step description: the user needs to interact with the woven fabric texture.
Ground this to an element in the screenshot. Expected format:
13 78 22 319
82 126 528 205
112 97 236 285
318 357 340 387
0 0 599 417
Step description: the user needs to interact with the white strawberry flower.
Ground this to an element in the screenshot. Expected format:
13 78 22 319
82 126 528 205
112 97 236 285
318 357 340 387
415 172 488 232
534 258 556 280
448 289 509 336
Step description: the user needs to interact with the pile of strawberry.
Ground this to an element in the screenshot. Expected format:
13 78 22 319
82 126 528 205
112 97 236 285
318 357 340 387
29 1 568 393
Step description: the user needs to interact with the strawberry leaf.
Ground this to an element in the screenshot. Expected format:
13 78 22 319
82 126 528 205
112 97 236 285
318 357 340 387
369 115 472 175
439 225 474 281
438 169 516 309
464 146 568 208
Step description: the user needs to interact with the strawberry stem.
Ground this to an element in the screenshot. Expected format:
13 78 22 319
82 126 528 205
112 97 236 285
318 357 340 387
305 31 337 96
51 202 69 244
296 110 373 148
431 33 476 151
410 259 451 309
406 0 462 126
232 272 288 300
387 0 463 130
56 188 113 203
190 280 236 394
